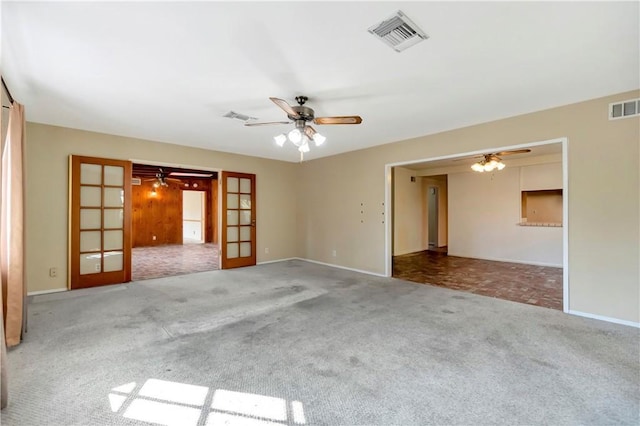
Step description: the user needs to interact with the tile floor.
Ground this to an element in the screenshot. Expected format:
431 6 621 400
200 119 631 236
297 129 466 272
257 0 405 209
132 243 219 281
393 250 563 310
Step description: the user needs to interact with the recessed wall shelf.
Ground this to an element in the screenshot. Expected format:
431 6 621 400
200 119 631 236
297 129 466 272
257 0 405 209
521 189 563 226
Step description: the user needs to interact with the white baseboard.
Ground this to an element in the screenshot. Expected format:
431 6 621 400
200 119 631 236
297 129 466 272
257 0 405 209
27 288 68 296
568 310 640 328
257 257 297 265
295 257 387 277
447 253 562 268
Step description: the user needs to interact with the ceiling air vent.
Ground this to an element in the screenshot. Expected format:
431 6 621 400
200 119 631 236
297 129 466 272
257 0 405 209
609 98 640 120
223 111 257 122
368 10 428 52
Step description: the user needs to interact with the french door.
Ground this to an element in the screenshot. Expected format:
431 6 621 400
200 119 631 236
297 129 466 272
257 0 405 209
221 171 256 269
69 156 132 289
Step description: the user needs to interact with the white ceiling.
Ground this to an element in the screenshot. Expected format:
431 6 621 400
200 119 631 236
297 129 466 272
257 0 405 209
2 2 638 163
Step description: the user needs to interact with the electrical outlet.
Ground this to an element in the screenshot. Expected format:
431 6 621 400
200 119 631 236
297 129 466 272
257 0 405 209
332 250 337 257
152 235 157 241
49 267 57 278
95 263 101 272
265 247 269 254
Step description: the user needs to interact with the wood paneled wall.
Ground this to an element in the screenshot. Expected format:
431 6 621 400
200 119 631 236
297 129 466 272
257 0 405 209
132 178 217 247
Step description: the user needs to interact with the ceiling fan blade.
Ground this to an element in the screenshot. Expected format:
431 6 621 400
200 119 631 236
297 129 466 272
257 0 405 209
494 149 531 156
270 97 300 119
314 116 362 125
244 121 291 127
452 155 483 162
304 126 316 140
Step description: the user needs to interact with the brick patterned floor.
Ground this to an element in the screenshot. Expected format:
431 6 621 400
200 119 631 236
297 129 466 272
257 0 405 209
393 250 563 310
132 243 219 281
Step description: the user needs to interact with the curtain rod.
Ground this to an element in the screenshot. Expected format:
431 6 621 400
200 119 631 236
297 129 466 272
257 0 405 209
1 77 15 109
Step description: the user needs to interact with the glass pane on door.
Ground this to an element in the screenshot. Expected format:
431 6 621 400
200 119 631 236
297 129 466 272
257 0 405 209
104 209 124 229
80 187 101 207
239 178 251 194
80 253 101 275
80 209 101 229
80 164 102 185
104 251 124 272
80 231 101 252
104 165 124 186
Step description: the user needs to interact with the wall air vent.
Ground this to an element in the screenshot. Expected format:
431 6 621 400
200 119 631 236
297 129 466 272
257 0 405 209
368 10 428 52
609 98 640 120
223 111 257 122
131 177 141 185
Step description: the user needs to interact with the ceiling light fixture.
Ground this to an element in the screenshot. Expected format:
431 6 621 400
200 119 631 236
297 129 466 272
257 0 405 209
274 120 326 160
152 176 169 187
471 154 506 172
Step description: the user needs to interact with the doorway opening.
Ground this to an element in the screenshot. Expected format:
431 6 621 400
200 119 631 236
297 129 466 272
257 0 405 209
131 163 219 281
183 190 205 244
387 138 567 311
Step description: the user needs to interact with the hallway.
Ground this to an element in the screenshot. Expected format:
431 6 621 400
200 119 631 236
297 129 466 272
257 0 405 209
393 250 563 310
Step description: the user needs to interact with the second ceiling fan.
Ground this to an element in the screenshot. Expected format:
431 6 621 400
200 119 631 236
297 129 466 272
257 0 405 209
246 96 363 159
465 149 531 172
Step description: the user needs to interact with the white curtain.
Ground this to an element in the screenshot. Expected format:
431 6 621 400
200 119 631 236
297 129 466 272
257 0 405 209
1 100 26 348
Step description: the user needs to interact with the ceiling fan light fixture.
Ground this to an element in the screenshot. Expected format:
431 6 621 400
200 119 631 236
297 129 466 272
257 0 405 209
312 132 326 146
485 160 499 172
288 128 302 145
471 162 485 172
274 133 287 147
471 158 506 172
298 140 310 153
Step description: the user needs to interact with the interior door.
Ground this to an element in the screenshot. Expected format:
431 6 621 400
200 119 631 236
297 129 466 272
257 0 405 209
221 171 256 269
428 186 438 247
70 155 132 289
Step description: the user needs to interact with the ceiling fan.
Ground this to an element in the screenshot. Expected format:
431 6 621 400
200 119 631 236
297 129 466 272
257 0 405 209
143 168 181 187
245 96 363 159
461 149 531 172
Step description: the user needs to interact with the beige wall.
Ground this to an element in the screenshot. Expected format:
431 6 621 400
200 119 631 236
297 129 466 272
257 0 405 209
448 166 563 266
393 167 427 255
298 91 640 323
521 162 562 191
25 123 299 293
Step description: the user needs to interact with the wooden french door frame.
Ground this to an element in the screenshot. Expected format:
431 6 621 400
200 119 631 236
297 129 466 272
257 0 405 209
69 155 132 289
220 171 256 269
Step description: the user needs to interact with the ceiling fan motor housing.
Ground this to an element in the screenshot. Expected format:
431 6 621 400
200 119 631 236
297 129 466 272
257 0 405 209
289 105 315 122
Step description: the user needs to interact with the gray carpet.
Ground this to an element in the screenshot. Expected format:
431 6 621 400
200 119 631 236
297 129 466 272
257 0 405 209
2 260 638 425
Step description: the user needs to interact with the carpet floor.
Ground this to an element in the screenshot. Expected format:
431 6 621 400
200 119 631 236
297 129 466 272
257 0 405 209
2 260 638 425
